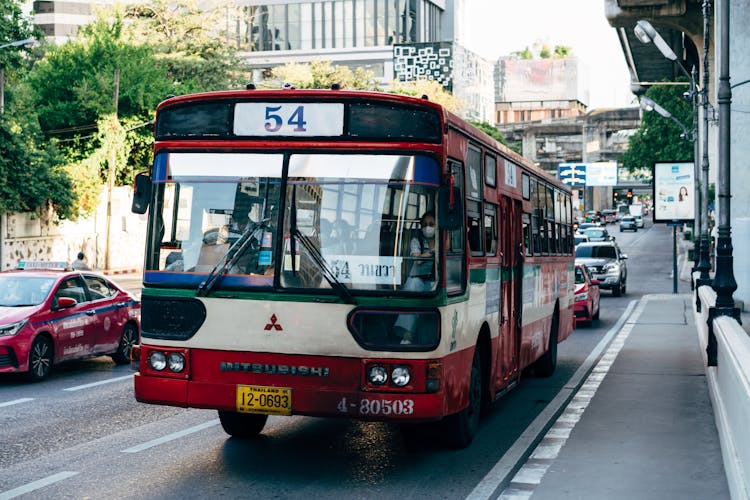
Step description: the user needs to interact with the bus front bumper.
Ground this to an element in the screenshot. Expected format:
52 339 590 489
134 373 448 421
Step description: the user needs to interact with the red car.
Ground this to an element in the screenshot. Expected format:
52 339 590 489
0 262 140 381
574 263 600 327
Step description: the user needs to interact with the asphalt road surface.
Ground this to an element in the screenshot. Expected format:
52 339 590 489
0 218 689 499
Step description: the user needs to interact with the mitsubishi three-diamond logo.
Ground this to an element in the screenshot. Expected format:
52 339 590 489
264 314 283 331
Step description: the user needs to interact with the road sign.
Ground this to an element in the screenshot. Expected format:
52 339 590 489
558 163 587 187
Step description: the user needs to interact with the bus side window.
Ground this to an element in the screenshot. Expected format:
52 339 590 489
446 161 466 295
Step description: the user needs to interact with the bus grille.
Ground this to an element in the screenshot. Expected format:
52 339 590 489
140 296 207 341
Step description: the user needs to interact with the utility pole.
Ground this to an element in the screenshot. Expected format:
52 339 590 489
105 68 120 270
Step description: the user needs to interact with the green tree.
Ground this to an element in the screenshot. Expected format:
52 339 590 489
622 81 694 172
539 44 551 59
553 45 572 58
469 121 509 147
389 79 465 115
0 1 74 218
124 0 243 93
0 115 75 218
511 47 533 59
271 60 379 90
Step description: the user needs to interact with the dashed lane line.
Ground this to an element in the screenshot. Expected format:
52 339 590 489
63 374 133 392
0 398 34 408
121 419 221 453
0 471 79 500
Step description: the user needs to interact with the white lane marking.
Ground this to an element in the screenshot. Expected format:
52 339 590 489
63 374 133 392
121 419 220 453
0 398 34 408
466 299 639 500
497 298 648 499
0 471 79 500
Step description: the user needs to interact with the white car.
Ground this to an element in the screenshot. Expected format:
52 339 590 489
619 215 638 232
633 215 644 228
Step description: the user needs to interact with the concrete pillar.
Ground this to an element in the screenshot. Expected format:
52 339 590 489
725 0 750 306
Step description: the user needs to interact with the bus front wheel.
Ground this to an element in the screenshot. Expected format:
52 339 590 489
444 345 483 448
218 411 268 438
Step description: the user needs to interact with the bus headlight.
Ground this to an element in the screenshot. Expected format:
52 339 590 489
167 352 185 373
149 351 167 371
367 364 388 385
391 366 411 387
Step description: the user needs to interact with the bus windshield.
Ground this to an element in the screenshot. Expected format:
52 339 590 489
147 152 440 294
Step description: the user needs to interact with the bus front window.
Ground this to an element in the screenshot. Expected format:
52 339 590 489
147 152 283 288
281 154 440 293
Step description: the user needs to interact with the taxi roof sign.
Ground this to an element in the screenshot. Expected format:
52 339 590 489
17 260 69 270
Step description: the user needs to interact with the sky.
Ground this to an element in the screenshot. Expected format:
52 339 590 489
460 0 636 109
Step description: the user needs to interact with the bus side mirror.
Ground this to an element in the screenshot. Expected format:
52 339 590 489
439 187 463 230
132 171 152 214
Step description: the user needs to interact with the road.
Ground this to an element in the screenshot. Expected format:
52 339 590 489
0 219 688 499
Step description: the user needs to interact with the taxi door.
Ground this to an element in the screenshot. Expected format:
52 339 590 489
81 275 124 353
50 276 98 360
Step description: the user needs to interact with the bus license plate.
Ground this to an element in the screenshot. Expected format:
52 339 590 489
236 385 292 415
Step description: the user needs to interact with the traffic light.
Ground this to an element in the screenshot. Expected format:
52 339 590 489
613 191 619 204
626 189 633 204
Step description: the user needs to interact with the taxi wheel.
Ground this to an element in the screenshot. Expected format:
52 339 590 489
27 336 53 382
218 411 268 438
112 323 138 365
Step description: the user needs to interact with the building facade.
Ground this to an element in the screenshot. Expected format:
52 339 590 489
495 57 589 125
27 0 494 121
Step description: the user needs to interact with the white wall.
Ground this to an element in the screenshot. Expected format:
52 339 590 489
0 186 147 271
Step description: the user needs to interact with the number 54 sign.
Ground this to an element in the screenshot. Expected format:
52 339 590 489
234 102 344 137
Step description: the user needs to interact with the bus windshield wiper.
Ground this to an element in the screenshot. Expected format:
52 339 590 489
293 228 356 305
196 220 266 297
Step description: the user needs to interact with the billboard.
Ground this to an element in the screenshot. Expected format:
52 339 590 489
653 161 695 223
586 162 618 187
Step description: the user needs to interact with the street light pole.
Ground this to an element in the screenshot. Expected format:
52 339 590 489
690 66 701 277
707 0 740 366
695 0 713 292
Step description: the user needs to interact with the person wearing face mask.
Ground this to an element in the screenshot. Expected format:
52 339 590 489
395 211 437 344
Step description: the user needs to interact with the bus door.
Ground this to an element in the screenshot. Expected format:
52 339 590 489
496 196 522 386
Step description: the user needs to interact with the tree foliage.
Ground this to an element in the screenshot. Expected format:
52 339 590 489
0 0 75 217
389 79 465 115
512 43 572 59
124 0 243 93
0 115 74 218
271 60 380 90
469 121 508 146
621 81 694 172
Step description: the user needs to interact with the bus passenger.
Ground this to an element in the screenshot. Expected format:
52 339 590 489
395 211 436 344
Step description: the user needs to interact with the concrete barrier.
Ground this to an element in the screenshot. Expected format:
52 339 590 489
696 283 750 500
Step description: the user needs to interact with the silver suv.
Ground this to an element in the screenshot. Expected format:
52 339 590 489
575 241 628 296
619 215 637 232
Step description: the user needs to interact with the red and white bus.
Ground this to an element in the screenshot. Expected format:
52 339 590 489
130 88 574 447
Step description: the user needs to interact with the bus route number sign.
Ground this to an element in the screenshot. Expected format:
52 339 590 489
234 102 344 137
236 384 292 415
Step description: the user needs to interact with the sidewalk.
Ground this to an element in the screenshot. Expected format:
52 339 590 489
504 294 730 500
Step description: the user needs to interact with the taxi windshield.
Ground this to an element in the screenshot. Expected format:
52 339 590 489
0 276 56 306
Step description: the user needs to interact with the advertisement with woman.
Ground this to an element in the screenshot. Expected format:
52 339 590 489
653 162 695 222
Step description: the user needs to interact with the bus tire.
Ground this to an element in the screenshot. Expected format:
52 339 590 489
534 311 559 377
444 346 483 448
218 410 268 438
